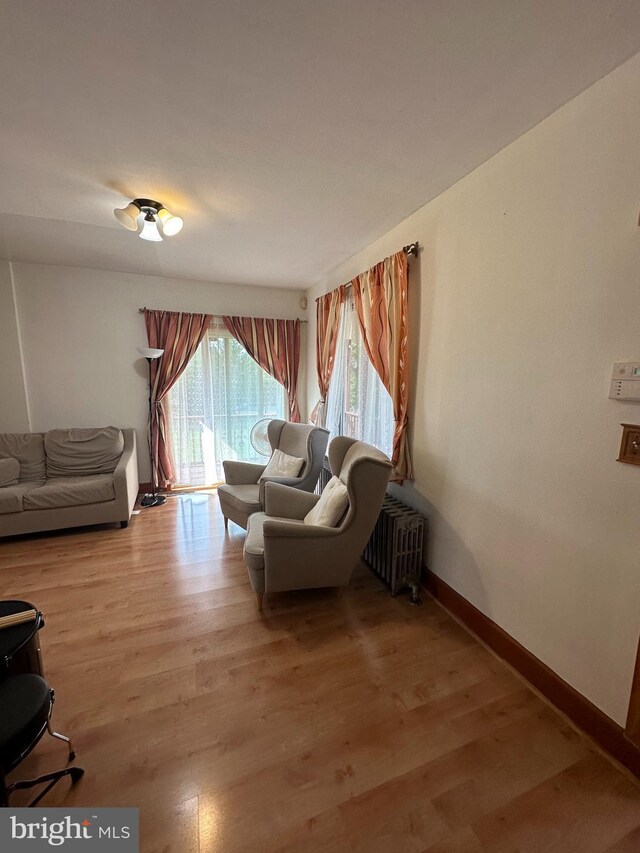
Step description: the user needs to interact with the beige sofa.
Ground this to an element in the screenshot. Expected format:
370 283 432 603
0 427 138 537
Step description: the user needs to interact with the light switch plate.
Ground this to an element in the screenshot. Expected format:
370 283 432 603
610 363 640 401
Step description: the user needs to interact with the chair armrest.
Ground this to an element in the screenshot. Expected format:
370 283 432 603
259 474 312 504
263 482 320 519
262 518 340 539
114 429 138 520
223 460 266 485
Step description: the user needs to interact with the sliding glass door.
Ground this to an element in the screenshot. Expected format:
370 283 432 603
168 325 286 487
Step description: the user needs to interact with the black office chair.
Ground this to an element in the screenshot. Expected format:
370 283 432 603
0 674 84 806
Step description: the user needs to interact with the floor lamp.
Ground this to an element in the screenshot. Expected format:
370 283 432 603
138 347 167 508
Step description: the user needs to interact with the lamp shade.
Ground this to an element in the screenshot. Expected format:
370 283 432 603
158 207 184 236
139 215 163 242
114 201 141 231
137 347 164 360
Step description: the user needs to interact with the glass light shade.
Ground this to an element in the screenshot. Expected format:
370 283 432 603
139 215 163 242
114 202 140 231
137 347 164 360
158 207 183 236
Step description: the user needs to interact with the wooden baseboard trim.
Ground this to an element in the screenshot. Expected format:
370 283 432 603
137 482 220 497
626 637 640 748
424 569 640 779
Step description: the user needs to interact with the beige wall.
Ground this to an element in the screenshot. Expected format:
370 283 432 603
306 53 640 725
0 260 31 432
9 263 306 480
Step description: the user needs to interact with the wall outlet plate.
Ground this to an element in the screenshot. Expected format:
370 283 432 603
618 424 640 466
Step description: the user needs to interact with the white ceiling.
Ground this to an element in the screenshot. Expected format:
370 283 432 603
1 1 639 289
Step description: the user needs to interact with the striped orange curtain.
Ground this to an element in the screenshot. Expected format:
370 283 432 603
144 309 212 488
310 285 345 426
351 251 413 481
223 316 301 422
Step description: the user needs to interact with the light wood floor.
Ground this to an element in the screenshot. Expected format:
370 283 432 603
2 494 640 852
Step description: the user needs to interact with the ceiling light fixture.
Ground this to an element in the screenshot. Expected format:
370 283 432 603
113 198 183 241
139 213 163 242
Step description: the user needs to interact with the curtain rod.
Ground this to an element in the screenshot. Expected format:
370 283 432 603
138 246 417 318
338 242 419 292
138 308 307 322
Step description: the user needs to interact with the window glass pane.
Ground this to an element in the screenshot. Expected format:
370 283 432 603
325 297 394 458
168 330 286 486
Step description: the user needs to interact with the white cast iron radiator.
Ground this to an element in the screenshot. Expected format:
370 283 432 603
363 495 424 605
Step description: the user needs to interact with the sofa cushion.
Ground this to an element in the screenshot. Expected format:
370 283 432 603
22 475 115 511
0 434 46 482
0 458 20 488
45 427 124 477
0 483 43 515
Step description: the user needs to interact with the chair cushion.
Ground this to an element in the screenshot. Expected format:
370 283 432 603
0 482 43 515
22 475 115 511
244 511 305 573
0 674 50 773
45 427 124 477
0 433 46 482
0 457 20 487
244 511 267 564
304 476 349 527
217 483 261 515
259 449 304 481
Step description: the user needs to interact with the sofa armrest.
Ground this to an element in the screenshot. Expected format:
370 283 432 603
223 460 266 485
114 429 138 521
263 482 320 520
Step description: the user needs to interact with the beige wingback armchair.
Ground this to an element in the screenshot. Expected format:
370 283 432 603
217 420 329 531
243 436 392 610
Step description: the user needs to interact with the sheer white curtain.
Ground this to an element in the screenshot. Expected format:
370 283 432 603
325 293 394 457
168 321 286 487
